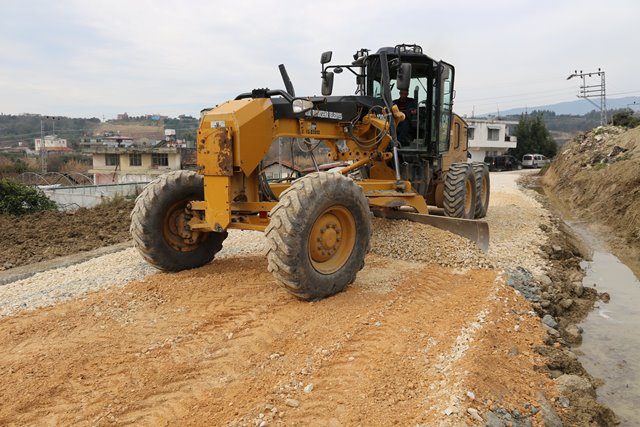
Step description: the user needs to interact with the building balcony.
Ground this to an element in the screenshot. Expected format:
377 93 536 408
469 138 517 150
81 145 179 154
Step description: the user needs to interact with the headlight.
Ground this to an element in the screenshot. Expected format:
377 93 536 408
292 99 314 113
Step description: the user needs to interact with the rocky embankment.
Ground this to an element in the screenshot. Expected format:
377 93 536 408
542 125 640 268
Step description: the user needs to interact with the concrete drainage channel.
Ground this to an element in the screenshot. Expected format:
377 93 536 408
569 221 640 426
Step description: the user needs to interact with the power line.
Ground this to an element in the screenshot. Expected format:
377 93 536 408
567 69 607 126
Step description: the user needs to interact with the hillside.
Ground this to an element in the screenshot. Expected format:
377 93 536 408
542 125 640 266
0 115 101 147
494 96 640 116
0 115 199 148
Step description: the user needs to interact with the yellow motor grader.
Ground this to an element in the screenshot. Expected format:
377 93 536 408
131 44 490 300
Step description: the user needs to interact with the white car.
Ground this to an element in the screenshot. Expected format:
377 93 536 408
522 154 550 168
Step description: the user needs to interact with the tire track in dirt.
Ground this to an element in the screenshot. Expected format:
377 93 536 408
279 268 498 426
0 255 554 426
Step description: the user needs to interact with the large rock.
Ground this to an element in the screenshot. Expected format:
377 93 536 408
564 324 583 344
536 392 563 427
542 314 558 329
555 374 595 397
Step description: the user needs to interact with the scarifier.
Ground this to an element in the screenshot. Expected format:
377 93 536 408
130 44 490 300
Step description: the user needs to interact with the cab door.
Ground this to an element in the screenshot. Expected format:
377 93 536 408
436 62 454 154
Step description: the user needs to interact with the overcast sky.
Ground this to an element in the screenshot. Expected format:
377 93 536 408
1 0 638 119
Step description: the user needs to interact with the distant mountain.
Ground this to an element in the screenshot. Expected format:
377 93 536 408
489 96 640 116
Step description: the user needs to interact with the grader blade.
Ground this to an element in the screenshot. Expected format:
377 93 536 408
372 209 490 253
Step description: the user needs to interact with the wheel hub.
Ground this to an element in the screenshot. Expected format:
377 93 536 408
308 206 356 274
163 200 202 251
311 214 342 262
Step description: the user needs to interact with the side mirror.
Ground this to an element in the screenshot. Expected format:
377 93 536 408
322 71 334 96
396 63 412 91
292 98 314 114
320 51 333 64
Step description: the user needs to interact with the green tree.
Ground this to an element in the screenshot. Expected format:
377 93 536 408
508 113 557 159
0 178 57 215
612 110 640 128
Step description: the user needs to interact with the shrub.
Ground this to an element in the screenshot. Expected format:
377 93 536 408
612 111 640 128
0 179 57 215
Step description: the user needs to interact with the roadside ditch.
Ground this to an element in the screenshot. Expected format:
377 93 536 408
510 174 619 426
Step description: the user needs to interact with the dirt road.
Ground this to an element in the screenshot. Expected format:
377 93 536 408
1 171 584 426
0 254 556 426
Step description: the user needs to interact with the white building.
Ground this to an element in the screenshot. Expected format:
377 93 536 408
261 160 303 181
83 144 187 185
465 118 518 162
34 135 69 153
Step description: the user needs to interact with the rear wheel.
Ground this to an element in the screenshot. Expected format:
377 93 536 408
472 162 490 218
265 172 371 300
130 170 227 271
443 163 477 219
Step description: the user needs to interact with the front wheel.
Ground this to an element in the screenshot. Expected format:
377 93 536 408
443 163 477 219
130 170 227 271
471 162 490 218
265 172 372 300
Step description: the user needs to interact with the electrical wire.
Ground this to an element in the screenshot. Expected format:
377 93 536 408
295 137 323 153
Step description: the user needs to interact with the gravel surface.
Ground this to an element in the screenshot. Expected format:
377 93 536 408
0 231 267 317
0 248 155 317
370 218 493 269
485 170 554 276
0 170 551 317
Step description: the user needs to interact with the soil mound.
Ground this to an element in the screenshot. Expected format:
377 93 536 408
542 125 640 262
0 199 134 270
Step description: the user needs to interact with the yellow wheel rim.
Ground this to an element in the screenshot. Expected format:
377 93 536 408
162 199 201 252
480 175 488 205
308 206 356 274
465 179 473 215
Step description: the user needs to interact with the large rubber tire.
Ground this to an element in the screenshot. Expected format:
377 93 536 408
265 172 372 301
471 162 490 218
443 163 477 219
130 170 227 271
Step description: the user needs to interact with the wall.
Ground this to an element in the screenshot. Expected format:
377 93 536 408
94 173 116 185
42 182 148 209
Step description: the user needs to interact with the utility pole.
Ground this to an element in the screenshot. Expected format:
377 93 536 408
566 69 607 126
40 118 47 173
39 115 59 173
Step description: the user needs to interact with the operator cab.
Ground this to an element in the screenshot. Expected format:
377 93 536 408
321 44 455 157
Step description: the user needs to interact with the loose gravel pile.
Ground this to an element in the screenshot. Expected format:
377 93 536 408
370 218 493 269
